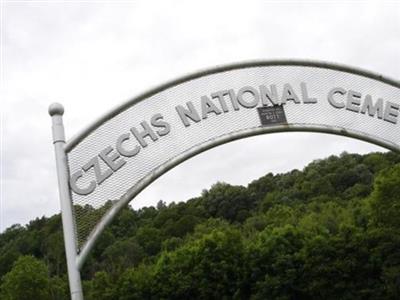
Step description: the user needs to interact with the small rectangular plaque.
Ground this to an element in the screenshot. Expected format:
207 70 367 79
257 106 287 126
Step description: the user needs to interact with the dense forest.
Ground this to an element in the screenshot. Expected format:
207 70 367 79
1 151 400 299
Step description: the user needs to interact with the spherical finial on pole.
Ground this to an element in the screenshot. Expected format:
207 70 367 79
49 102 64 116
49 103 66 143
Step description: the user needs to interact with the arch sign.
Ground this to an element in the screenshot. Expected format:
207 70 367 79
49 60 400 299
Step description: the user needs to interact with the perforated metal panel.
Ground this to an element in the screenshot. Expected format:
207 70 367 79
65 63 400 250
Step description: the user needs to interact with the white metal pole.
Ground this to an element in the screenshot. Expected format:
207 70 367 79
49 103 84 300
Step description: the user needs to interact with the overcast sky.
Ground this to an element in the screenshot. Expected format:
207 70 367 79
1 0 399 232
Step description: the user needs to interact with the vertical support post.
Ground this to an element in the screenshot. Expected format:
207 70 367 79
49 103 84 300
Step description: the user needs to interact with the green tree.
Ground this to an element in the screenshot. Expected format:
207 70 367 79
300 225 378 299
370 164 400 229
116 265 154 300
202 182 254 222
247 225 305 300
0 255 51 300
152 227 246 299
85 271 116 300
49 276 68 300
101 238 145 276
1 151 400 299
135 226 162 256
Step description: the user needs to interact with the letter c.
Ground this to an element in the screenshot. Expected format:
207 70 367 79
70 170 96 195
116 133 140 157
328 87 346 109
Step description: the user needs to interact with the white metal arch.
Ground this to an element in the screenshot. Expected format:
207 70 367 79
67 60 400 268
50 60 400 300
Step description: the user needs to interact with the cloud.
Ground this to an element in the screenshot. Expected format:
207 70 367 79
1 0 399 231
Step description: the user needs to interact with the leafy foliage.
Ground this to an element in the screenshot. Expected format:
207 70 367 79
0 255 51 300
1 151 400 299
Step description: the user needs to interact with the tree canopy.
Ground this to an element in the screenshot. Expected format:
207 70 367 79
1 151 400 299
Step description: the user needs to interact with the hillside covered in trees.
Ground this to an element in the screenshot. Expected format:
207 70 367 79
1 151 400 299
